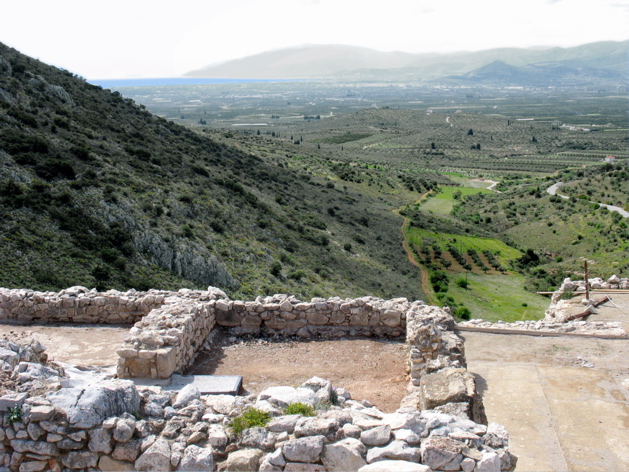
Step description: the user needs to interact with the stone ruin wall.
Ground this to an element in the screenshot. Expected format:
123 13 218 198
1 288 409 380
1 286 501 472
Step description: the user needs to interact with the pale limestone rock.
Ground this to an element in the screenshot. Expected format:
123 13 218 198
240 427 276 451
365 440 421 464
61 451 99 469
114 417 136 443
112 439 142 462
360 425 392 447
267 415 302 434
218 448 264 471
358 460 431 472
173 385 201 409
475 451 501 472
483 423 509 449
294 417 339 438
135 438 172 471
257 386 318 408
267 447 287 467
98 455 136 471
88 427 112 454
420 436 464 470
178 445 214 471
283 435 325 463
321 437 367 472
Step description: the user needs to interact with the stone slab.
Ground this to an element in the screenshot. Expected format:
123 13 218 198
165 375 243 395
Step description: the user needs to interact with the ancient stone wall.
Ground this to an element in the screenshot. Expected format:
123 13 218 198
0 287 166 324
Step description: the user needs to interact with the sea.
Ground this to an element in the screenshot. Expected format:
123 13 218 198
89 78 294 88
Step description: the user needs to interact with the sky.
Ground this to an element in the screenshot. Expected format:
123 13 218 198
2 0 628 79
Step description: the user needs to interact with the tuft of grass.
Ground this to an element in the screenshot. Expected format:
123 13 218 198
284 402 316 416
5 406 23 424
230 408 271 435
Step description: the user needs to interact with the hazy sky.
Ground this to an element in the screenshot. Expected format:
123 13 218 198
2 0 628 79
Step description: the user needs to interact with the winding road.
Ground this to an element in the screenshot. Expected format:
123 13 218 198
547 182 629 218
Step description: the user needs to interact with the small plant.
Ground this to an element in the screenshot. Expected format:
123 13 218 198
284 402 315 417
230 408 271 435
5 405 23 424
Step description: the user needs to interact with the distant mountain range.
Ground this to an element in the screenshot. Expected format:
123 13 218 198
185 41 629 85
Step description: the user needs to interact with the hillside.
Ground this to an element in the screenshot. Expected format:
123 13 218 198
185 41 628 84
0 43 423 301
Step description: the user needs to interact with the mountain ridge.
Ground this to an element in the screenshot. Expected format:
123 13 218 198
185 41 629 84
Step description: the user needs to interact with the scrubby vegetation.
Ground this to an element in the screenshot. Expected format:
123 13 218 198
1 42 627 322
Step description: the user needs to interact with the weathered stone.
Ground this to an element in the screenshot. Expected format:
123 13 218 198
483 423 509 449
46 380 140 429
475 451 501 472
9 440 58 457
257 386 318 408
342 423 362 439
358 460 431 472
178 445 214 471
419 368 479 413
56 439 84 450
267 415 302 434
283 435 325 463
218 448 264 471
26 423 43 441
380 412 424 435
294 417 339 438
27 405 54 422
321 438 367 471
98 455 136 472
267 447 287 467
420 436 464 471
114 417 136 443
284 463 326 472
135 438 172 471
207 425 229 448
240 427 276 451
366 441 421 464
112 439 142 462
360 425 391 447
18 460 48 472
61 451 98 469
173 385 201 409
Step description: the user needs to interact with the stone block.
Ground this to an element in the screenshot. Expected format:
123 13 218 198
156 348 177 379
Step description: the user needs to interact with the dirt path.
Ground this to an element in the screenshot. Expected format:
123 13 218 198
396 191 436 305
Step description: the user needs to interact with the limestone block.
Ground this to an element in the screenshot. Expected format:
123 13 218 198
61 451 98 469
98 456 136 472
358 461 431 472
215 310 244 327
283 435 325 463
156 348 177 379
321 438 367 472
135 438 171 471
220 448 264 471
306 313 329 325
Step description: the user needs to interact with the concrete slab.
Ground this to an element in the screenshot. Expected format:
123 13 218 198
165 374 243 395
465 331 629 472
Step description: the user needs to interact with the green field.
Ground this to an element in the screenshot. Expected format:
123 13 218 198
406 227 522 264
448 273 549 322
420 184 492 217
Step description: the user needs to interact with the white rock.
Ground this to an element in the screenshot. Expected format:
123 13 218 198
258 386 318 408
173 385 201 409
135 438 171 471
321 438 367 472
366 441 421 463
178 445 214 471
283 435 325 463
361 425 391 447
475 451 501 472
358 460 431 472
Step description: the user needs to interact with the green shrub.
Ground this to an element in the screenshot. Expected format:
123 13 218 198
284 402 315 416
5 406 22 424
455 278 469 289
454 306 471 320
230 408 271 435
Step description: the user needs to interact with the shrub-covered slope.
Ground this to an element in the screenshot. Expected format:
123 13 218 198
0 43 422 300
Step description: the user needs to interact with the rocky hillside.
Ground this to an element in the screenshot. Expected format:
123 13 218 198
0 43 421 300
